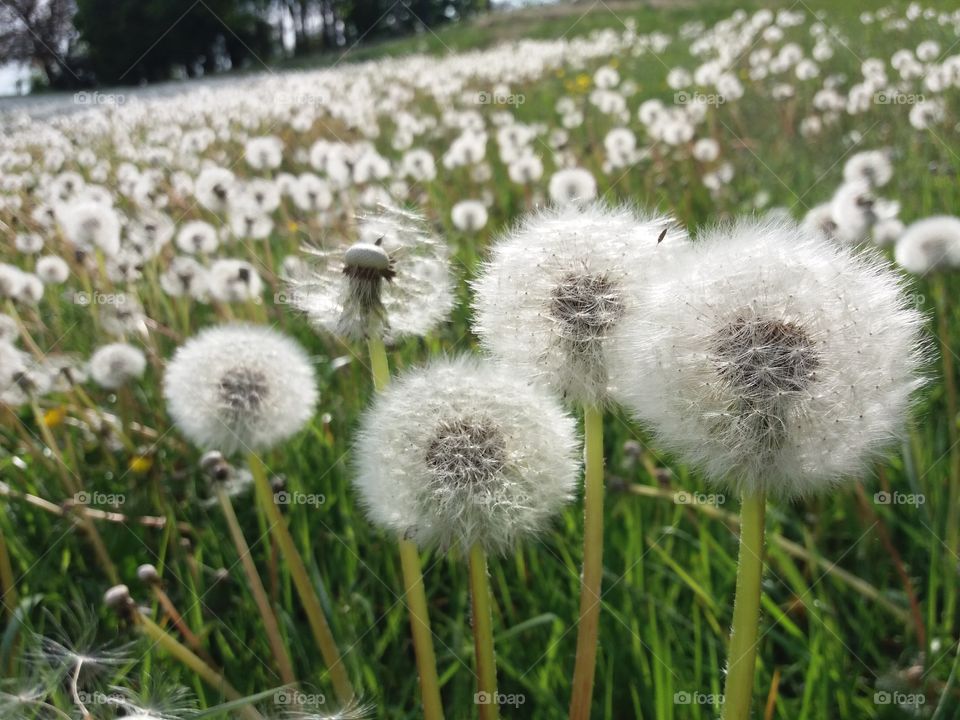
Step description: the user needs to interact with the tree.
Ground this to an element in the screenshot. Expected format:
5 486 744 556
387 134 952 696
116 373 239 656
73 0 274 84
0 0 85 88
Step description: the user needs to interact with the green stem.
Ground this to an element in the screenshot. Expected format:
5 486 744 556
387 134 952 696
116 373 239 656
368 335 444 718
0 522 17 618
399 539 445 720
215 484 297 688
569 405 605 720
138 614 265 720
367 335 391 392
469 543 499 720
721 491 767 720
935 275 959 634
247 452 355 703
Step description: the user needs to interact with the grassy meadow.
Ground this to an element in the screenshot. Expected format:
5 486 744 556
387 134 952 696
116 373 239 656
1 0 959 718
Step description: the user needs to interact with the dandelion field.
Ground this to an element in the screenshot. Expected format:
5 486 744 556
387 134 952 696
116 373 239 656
2 0 960 718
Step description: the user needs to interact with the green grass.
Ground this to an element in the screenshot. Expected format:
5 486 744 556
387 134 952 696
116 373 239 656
2 0 960 718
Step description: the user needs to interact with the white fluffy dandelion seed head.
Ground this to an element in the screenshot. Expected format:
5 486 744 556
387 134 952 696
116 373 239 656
89 343 147 390
873 217 905 248
831 180 876 244
35 255 70 285
289 205 454 344
894 215 960 275
194 167 236 214
160 256 209 299
353 356 580 554
802 202 839 243
548 167 598 205
175 220 219 255
207 258 263 303
608 216 927 499
472 203 688 407
163 323 318 455
0 314 19 343
451 200 489 232
843 149 893 187
59 200 121 257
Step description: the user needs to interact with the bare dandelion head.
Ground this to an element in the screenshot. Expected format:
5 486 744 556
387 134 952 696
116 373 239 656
289 205 454 343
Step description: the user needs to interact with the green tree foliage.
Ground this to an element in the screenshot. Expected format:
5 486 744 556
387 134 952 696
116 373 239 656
74 0 273 83
69 0 478 86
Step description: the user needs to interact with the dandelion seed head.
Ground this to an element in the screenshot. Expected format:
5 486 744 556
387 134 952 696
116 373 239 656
289 205 454 343
353 356 580 554
163 323 318 455
88 343 147 389
894 215 960 275
548 167 598 205
472 202 687 407
608 216 927 499
35 255 70 284
208 258 263 303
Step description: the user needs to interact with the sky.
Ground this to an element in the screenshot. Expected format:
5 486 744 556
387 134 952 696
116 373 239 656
0 63 31 96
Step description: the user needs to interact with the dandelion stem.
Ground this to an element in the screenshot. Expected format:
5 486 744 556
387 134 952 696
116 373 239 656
247 452 355 703
569 404 604 720
0 521 17 619
367 335 391 392
367 335 445 719
137 613 265 720
150 584 211 663
214 483 298 688
399 539 445 720
469 542 499 720
721 491 767 720
935 275 960 632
